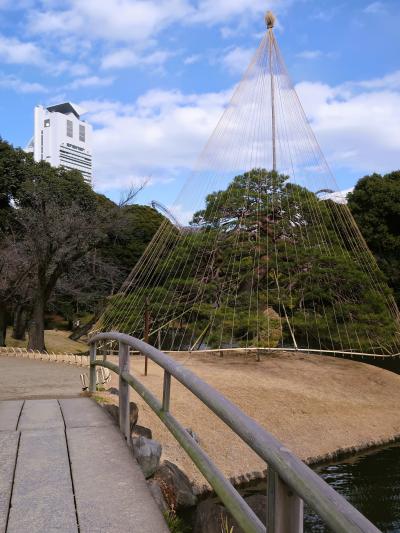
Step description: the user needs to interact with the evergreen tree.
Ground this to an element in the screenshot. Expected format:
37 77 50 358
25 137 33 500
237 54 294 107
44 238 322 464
104 169 398 352
348 171 400 305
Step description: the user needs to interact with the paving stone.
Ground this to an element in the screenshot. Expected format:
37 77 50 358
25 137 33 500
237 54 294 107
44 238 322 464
67 425 169 533
17 399 63 430
7 428 77 533
0 431 19 532
59 397 114 428
0 400 23 431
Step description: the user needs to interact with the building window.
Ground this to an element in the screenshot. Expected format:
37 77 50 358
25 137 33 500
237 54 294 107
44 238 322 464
79 124 85 142
44 119 50 127
67 120 73 138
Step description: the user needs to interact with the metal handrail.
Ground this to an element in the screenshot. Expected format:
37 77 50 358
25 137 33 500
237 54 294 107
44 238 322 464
89 332 380 533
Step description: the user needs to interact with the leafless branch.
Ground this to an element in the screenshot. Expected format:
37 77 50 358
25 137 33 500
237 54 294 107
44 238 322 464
118 177 150 207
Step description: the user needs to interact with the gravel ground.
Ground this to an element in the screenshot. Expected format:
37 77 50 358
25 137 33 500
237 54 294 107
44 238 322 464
0 356 83 400
101 351 400 493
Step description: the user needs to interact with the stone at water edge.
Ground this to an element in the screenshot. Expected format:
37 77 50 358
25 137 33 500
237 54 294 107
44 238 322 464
103 401 138 428
147 479 169 513
154 460 197 508
132 436 162 478
193 494 266 533
132 424 153 439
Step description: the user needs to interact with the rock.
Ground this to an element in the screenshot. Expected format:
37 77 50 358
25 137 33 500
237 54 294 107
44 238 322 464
147 479 169 513
185 427 200 444
243 494 267 524
104 403 119 423
132 436 162 478
193 494 266 533
132 424 152 439
193 500 230 533
103 401 138 429
128 401 139 428
154 460 197 509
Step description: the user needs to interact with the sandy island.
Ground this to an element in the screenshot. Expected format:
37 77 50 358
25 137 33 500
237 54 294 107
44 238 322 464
100 351 400 493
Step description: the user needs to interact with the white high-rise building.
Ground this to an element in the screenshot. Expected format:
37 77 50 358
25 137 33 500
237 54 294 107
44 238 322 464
26 102 93 183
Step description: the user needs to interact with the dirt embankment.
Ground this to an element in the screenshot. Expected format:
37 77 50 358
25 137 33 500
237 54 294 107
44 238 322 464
102 351 400 493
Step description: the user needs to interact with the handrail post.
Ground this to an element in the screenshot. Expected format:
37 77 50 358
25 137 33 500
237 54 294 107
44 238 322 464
89 342 97 393
267 467 303 532
162 371 171 412
119 342 131 444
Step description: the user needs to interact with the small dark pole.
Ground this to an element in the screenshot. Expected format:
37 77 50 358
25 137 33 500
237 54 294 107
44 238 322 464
144 299 150 376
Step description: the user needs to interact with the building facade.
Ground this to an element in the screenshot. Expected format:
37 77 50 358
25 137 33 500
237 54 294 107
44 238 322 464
26 102 93 183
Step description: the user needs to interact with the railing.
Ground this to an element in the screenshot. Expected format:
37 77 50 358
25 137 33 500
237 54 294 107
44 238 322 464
89 332 381 533
0 346 90 366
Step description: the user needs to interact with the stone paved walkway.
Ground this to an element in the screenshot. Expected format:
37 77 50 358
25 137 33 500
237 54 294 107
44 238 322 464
0 398 168 533
0 356 84 400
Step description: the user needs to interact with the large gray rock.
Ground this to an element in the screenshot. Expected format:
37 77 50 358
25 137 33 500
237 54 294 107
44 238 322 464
154 460 197 509
193 494 266 533
147 479 169 513
132 436 162 478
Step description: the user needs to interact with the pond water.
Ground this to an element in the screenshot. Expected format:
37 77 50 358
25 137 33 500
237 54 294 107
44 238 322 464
304 443 400 532
210 442 400 532
180 359 400 531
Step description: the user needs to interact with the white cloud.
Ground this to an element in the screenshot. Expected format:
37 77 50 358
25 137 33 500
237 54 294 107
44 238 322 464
192 0 290 25
296 50 323 60
320 188 354 204
0 74 47 93
28 0 191 43
296 73 400 174
27 0 290 47
81 86 231 190
353 70 400 91
101 49 171 70
84 67 400 196
168 203 195 226
363 2 386 14
184 54 201 65
0 34 46 66
67 76 115 90
221 46 254 75
0 33 90 78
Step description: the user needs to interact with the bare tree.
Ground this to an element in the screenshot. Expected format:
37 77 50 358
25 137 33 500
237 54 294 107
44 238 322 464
118 178 149 207
0 233 31 345
16 196 106 350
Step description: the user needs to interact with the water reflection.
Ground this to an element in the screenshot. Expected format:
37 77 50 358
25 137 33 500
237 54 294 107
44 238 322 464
305 443 400 532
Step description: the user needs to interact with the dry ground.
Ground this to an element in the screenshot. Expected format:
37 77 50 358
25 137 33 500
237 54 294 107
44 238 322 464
5 329 87 353
101 351 400 493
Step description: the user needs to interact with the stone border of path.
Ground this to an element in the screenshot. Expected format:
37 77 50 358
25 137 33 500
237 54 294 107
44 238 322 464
0 346 89 367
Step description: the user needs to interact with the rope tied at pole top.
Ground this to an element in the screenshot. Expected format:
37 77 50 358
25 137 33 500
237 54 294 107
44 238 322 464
265 10 275 29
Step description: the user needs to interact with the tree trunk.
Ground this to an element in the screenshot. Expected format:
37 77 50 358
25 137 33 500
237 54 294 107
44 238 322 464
69 316 96 341
12 305 27 340
28 298 46 351
0 305 7 347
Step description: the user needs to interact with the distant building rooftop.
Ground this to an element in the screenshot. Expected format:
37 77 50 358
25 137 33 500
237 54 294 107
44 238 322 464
46 102 86 119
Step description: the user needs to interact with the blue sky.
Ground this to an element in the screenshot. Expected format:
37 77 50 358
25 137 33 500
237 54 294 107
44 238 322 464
0 0 399 212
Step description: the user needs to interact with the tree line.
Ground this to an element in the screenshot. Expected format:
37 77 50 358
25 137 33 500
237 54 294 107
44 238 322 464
102 169 400 352
0 138 163 350
1 137 399 352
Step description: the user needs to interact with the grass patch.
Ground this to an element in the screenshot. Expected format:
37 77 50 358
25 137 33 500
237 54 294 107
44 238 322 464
92 394 112 404
5 328 87 353
163 511 190 533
